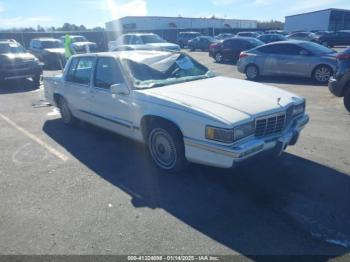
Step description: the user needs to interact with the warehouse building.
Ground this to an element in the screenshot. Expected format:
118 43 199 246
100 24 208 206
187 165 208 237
285 8 350 32
106 16 258 32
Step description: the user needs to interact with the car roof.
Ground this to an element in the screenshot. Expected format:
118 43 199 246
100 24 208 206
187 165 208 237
122 33 157 36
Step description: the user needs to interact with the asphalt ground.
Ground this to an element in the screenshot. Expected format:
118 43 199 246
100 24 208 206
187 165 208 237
0 49 349 259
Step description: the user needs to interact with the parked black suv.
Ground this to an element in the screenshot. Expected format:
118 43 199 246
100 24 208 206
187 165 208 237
314 31 350 47
177 32 201 48
29 38 65 69
209 37 264 63
0 40 43 87
328 47 350 112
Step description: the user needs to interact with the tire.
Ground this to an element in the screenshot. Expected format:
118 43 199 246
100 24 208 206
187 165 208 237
58 97 76 126
344 89 350 113
147 121 187 173
32 73 42 88
214 52 224 63
245 64 260 80
313 65 333 84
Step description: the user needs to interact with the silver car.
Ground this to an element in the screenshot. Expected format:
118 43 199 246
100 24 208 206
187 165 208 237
237 41 337 84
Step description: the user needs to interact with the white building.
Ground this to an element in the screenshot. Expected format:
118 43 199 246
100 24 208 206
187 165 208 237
106 16 258 32
285 8 350 32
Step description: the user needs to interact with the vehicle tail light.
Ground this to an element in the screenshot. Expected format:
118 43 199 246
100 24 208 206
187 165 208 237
336 53 350 60
239 53 249 59
209 43 219 49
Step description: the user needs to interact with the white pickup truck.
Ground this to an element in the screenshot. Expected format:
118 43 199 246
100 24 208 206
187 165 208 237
44 50 309 172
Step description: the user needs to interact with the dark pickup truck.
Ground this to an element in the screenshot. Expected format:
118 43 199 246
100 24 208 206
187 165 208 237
328 47 350 112
0 40 43 87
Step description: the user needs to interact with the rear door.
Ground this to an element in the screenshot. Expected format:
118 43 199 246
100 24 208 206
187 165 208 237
89 57 134 137
63 56 95 118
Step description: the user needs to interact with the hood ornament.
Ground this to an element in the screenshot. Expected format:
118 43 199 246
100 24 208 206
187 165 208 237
277 97 282 106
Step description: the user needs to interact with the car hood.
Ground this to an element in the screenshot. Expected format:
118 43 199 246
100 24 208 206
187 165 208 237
45 48 65 54
146 43 180 50
0 52 37 62
142 76 301 124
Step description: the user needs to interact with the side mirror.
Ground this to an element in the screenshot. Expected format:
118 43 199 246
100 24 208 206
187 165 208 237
110 83 130 95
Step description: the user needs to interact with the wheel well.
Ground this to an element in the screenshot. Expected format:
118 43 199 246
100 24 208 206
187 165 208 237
53 93 63 106
140 115 183 142
343 81 350 96
312 64 334 77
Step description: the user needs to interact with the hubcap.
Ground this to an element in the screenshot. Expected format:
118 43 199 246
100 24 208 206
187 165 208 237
246 66 258 79
315 67 331 83
215 53 223 62
149 128 177 169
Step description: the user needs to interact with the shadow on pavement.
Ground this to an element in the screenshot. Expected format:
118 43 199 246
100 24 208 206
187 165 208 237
43 119 350 259
0 78 39 94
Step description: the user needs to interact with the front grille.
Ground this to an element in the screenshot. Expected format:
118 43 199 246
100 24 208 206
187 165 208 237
255 112 286 137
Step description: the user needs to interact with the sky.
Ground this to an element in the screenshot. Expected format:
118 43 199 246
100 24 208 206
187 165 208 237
0 0 349 29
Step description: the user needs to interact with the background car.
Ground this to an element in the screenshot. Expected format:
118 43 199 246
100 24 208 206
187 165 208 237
313 31 350 47
29 38 65 69
177 32 201 48
0 40 42 87
328 47 350 112
209 37 264 63
214 33 234 41
110 44 162 52
60 35 98 54
237 41 337 84
109 33 180 52
287 32 316 41
257 34 287 43
188 36 216 51
236 32 260 38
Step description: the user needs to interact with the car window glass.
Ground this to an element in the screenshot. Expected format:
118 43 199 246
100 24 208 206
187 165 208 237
66 58 79 82
94 57 124 89
67 57 94 85
132 36 143 45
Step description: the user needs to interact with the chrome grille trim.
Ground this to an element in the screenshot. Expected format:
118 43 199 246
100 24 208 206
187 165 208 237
255 111 287 137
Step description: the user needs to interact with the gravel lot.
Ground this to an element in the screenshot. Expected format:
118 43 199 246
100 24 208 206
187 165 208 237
0 50 349 258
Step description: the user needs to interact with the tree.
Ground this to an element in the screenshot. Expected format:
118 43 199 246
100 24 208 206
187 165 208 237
257 20 284 30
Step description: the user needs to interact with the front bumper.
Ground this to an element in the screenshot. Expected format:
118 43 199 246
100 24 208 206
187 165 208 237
0 63 43 81
184 114 309 169
328 77 343 97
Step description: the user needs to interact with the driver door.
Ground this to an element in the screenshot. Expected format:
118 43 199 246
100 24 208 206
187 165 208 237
89 57 134 138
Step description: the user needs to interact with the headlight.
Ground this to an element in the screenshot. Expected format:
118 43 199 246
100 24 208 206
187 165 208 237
206 126 234 143
205 121 255 143
234 121 255 141
293 102 306 117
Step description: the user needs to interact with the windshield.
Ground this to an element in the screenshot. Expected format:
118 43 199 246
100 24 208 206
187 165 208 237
72 36 88 43
0 43 26 54
299 42 335 55
122 52 215 89
248 38 264 47
140 35 166 44
41 41 64 48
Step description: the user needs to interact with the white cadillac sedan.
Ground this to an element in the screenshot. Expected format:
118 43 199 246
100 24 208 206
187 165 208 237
44 50 309 172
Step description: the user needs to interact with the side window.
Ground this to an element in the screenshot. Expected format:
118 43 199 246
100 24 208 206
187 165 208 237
281 44 303 55
74 57 94 85
66 58 79 82
131 36 143 45
94 58 124 89
66 57 94 85
123 35 132 44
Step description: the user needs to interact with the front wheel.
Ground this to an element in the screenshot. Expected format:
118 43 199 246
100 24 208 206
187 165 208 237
147 122 187 173
344 89 350 112
245 64 260 80
313 65 332 84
